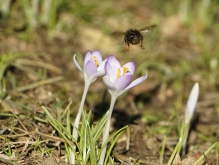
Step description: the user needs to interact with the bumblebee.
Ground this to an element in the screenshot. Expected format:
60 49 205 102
113 24 156 50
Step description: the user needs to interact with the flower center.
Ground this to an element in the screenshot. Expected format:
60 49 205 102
91 56 99 67
116 66 130 78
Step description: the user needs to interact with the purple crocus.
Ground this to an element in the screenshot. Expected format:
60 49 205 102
103 55 147 97
72 50 107 164
99 55 147 165
73 50 107 84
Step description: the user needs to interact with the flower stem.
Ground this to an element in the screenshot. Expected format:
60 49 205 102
99 95 117 165
71 80 90 164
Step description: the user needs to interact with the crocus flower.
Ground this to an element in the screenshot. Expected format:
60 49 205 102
99 55 147 165
103 55 147 97
182 82 199 154
73 50 107 84
72 50 107 164
185 82 199 124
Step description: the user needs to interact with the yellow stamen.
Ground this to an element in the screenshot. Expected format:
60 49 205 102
122 67 129 75
116 67 130 78
91 56 99 67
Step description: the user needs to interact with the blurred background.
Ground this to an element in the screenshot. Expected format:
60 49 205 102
0 0 219 163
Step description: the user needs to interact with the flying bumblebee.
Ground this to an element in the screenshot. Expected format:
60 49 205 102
112 24 157 50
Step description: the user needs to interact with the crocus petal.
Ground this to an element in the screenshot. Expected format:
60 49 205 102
105 62 116 82
106 55 121 75
185 82 199 124
103 75 117 91
114 74 133 91
84 50 92 65
92 58 108 78
73 54 82 73
92 50 102 63
92 69 105 78
122 62 135 76
125 74 148 90
84 60 97 77
97 58 108 72
84 50 102 66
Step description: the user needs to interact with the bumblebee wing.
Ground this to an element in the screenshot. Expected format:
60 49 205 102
111 31 125 37
139 24 157 34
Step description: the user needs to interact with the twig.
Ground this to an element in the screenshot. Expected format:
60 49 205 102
14 59 62 74
35 132 74 144
61 100 72 118
15 76 63 92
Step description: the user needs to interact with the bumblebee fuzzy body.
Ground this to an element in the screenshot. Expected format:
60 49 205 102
123 29 144 49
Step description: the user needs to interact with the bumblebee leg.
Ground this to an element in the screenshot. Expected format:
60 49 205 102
123 40 130 51
126 42 130 51
140 40 145 49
